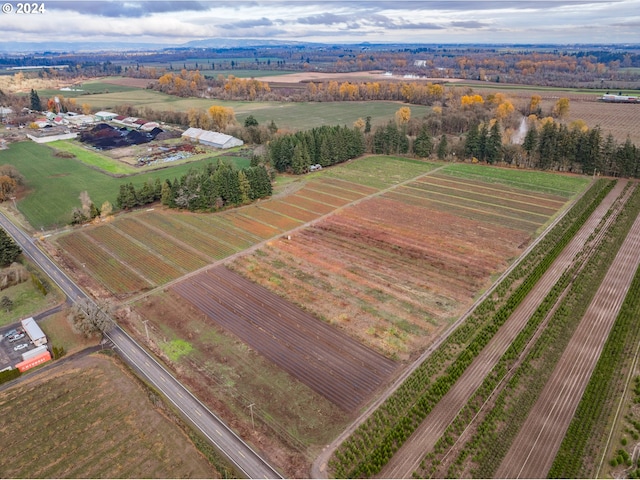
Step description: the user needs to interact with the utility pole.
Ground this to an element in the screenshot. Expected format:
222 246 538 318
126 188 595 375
141 319 149 341
248 403 255 431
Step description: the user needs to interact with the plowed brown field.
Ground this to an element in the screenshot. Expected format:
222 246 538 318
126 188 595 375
171 266 398 412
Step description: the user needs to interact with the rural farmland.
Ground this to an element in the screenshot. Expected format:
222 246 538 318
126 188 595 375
0 354 220 479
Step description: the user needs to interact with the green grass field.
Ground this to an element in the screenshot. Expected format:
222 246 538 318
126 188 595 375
0 142 246 229
71 88 430 130
440 163 591 198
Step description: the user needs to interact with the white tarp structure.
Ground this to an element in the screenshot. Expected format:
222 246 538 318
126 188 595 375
181 127 243 149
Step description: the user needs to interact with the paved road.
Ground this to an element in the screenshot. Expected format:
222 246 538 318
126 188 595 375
0 212 282 479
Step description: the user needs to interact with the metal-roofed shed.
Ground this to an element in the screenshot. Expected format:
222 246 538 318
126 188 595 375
21 317 47 346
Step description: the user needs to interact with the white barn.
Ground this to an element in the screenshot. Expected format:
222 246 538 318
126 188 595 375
181 127 243 149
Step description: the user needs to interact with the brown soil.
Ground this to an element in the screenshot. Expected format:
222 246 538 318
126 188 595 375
232 195 530 362
125 291 349 479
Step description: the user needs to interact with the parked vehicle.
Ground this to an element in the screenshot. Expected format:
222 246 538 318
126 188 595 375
9 333 25 342
13 343 29 351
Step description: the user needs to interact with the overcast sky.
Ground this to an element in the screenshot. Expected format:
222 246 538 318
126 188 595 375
1 1 639 46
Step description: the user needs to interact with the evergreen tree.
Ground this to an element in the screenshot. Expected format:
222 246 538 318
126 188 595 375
0 227 21 266
244 115 259 127
437 135 448 160
522 124 538 161
238 170 251 204
485 121 502 164
364 116 372 134
1 295 13 312
161 180 173 206
30 89 42 111
464 123 480 158
413 125 433 158
478 123 489 162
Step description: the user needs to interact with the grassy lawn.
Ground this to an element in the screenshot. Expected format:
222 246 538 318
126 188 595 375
0 142 245 229
0 260 64 328
440 163 592 198
49 141 138 175
37 82 141 99
39 310 98 355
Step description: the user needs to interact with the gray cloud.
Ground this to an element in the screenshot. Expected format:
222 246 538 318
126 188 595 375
298 12 353 25
219 17 275 29
450 21 489 28
47 1 211 18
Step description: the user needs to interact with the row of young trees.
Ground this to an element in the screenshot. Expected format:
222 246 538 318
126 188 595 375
268 125 366 173
115 162 272 212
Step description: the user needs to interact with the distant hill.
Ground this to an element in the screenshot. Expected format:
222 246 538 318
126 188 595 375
0 38 316 54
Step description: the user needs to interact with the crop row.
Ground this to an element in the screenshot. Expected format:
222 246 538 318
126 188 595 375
57 233 150 295
549 197 640 477
314 177 379 196
410 179 560 216
425 182 640 478
329 179 614 478
263 200 320 223
85 226 182 285
239 205 304 230
383 190 542 234
423 173 568 208
141 212 237 260
226 212 282 238
284 193 337 215
397 185 550 226
116 217 209 271
171 214 258 249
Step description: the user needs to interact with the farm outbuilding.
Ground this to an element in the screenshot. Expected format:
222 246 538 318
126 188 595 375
181 127 243 149
94 111 118 121
21 317 47 347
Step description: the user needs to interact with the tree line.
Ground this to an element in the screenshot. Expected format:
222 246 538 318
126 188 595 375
268 125 366 173
521 120 640 177
115 162 272 212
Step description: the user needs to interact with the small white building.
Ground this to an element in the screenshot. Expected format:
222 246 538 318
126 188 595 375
181 127 243 149
21 317 47 347
94 111 118 121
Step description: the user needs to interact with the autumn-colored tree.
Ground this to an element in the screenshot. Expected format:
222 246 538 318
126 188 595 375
208 105 236 130
569 119 588 132
354 117 365 130
0 175 17 202
553 97 570 118
495 100 515 120
395 107 411 127
100 201 113 220
529 95 542 115
461 94 484 108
